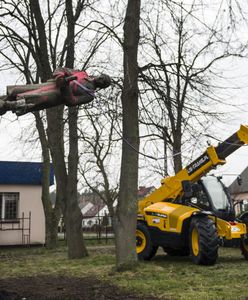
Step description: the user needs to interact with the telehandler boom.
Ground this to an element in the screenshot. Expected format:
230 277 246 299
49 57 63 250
136 125 248 265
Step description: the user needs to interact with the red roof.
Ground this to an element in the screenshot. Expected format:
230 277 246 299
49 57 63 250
137 186 155 198
79 192 106 217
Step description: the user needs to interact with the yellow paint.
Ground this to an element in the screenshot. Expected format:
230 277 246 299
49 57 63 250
136 229 146 254
209 216 247 239
237 125 248 143
191 227 199 256
144 202 199 233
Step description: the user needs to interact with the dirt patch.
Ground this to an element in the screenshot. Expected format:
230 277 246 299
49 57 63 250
0 275 160 300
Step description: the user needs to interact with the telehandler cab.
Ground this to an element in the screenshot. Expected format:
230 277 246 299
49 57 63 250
136 125 248 265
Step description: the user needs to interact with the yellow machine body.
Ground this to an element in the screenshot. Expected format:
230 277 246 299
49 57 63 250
142 202 246 239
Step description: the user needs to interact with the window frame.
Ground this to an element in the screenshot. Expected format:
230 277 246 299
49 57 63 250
0 192 20 223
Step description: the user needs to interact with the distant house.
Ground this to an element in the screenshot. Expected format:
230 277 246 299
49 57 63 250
228 167 248 214
79 192 108 227
79 186 155 227
0 161 54 246
138 186 155 199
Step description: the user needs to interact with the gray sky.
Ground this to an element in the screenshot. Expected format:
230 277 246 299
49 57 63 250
0 0 248 188
0 70 247 188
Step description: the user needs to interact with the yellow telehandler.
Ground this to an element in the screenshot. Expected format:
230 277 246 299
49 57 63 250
136 125 248 265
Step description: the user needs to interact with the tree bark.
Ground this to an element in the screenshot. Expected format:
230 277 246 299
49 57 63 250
163 129 168 176
63 0 88 258
173 131 182 173
34 111 61 249
66 106 88 258
114 0 141 270
30 0 88 258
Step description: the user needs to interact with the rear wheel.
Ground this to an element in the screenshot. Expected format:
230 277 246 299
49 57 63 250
241 237 248 260
189 216 218 265
136 222 158 260
240 215 248 260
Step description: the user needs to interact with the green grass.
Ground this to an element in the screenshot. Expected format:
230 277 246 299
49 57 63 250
110 247 248 299
0 244 248 299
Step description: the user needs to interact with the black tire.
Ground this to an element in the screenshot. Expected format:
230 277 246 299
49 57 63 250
189 216 218 265
240 237 248 260
163 247 189 256
136 222 158 260
240 214 248 224
240 215 248 260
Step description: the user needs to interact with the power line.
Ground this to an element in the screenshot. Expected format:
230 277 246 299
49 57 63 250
95 93 248 162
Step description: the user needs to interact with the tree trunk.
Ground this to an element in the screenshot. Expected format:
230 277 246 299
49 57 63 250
163 129 168 176
45 210 60 249
4 0 90 258
62 0 88 258
30 0 63 249
66 106 88 258
34 111 60 249
115 0 141 270
46 106 67 212
173 132 182 173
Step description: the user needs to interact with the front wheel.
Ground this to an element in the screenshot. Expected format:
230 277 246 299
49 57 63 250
241 237 248 260
189 216 218 265
136 222 158 260
240 215 248 260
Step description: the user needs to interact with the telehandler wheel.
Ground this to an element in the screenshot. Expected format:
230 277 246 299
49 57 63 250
189 216 218 265
241 237 248 260
136 222 158 260
240 216 248 260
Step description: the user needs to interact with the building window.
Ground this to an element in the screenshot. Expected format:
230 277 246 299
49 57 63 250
0 193 19 221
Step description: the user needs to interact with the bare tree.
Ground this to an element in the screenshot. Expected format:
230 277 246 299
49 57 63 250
34 111 61 249
139 0 248 175
0 0 109 257
113 0 141 270
0 1 62 249
78 0 141 269
78 87 120 224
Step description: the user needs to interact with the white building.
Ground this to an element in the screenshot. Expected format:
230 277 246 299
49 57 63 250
0 161 54 246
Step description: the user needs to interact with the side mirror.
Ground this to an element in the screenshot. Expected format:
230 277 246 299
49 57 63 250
237 176 242 186
191 197 198 204
182 180 193 198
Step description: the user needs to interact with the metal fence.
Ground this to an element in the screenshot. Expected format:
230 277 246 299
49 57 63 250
58 215 114 242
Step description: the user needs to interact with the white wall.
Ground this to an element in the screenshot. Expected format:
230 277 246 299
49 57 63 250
0 184 45 245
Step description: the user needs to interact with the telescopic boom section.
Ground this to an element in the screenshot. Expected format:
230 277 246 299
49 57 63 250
138 125 248 214
216 125 248 159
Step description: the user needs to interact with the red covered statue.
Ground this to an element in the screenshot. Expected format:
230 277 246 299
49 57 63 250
0 68 111 116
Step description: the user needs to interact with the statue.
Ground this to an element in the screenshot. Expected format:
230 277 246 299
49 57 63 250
0 68 111 116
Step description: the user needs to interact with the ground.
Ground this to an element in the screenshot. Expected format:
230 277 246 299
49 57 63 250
1 245 247 299
0 275 160 300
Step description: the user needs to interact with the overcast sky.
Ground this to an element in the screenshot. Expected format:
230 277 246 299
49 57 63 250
0 67 247 187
